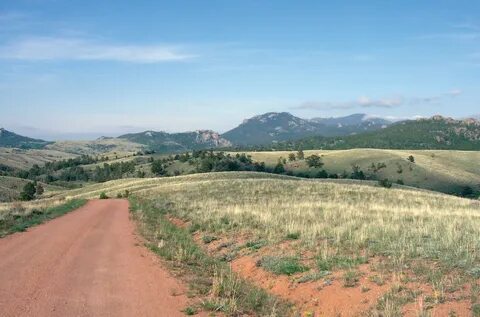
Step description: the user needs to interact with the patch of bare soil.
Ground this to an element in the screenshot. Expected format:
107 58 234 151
0 199 197 317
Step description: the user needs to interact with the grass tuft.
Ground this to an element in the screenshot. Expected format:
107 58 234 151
258 256 309 276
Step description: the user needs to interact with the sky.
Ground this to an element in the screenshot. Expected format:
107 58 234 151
0 0 479 140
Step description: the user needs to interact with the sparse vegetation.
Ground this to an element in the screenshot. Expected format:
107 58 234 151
0 199 87 237
258 256 308 275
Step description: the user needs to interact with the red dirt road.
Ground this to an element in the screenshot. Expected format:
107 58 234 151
0 199 190 317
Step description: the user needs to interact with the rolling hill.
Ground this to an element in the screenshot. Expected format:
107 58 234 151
0 128 51 149
267 115 480 151
1 172 479 315
222 112 392 145
118 129 231 153
239 149 480 196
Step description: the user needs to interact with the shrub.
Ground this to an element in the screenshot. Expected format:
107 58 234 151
407 155 415 163
20 182 36 201
378 178 393 188
273 162 285 174
35 183 44 196
296 150 304 160
286 232 300 240
99 192 109 199
202 235 218 244
305 154 323 168
116 192 123 198
343 270 360 287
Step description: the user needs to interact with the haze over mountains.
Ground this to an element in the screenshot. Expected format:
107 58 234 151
1 113 480 153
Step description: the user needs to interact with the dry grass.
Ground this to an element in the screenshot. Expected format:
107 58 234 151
236 149 480 194
0 148 77 170
130 172 480 273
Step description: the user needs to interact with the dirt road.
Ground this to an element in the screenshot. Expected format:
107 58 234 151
0 199 190 317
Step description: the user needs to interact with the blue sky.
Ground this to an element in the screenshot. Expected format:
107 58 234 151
0 0 479 140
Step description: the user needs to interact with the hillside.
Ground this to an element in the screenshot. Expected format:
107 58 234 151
46 138 143 156
222 112 392 145
2 172 479 315
118 129 231 153
240 149 480 196
0 128 51 149
0 148 77 170
0 176 62 202
275 116 480 150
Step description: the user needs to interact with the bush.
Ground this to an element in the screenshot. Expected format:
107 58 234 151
20 182 36 201
378 178 392 188
286 232 300 240
99 192 109 199
272 162 285 174
305 154 323 168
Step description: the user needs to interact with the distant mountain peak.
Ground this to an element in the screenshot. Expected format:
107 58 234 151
222 112 394 145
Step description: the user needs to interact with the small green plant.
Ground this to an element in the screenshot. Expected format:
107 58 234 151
316 255 367 271
245 240 267 250
285 232 300 240
99 192 109 199
116 192 123 198
343 270 360 287
472 303 480 317
183 306 197 315
202 235 218 244
258 256 308 275
297 270 330 283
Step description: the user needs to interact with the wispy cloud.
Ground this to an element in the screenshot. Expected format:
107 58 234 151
0 37 195 63
293 90 463 111
417 32 479 41
452 22 480 31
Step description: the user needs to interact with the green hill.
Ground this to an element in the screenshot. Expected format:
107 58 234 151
0 128 51 149
238 149 480 196
265 116 480 151
118 130 231 153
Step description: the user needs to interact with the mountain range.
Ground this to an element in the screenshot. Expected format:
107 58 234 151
0 128 52 149
222 112 391 145
2 113 480 152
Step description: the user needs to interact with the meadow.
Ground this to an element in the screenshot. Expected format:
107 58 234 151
1 159 480 315
237 149 480 195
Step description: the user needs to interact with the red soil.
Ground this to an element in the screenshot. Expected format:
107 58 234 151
0 199 194 317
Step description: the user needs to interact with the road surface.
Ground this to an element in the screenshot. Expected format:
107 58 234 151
0 199 189 317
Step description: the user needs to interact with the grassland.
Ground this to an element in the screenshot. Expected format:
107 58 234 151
46 138 143 156
237 149 480 195
0 147 77 170
2 171 480 314
0 176 64 202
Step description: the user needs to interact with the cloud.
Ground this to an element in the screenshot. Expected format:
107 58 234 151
452 22 480 31
416 32 480 41
0 37 195 63
446 89 462 96
293 90 462 111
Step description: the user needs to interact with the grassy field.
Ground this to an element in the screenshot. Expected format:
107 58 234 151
130 172 480 316
0 176 64 202
46 138 143 156
2 171 480 314
0 148 77 170
237 149 480 195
